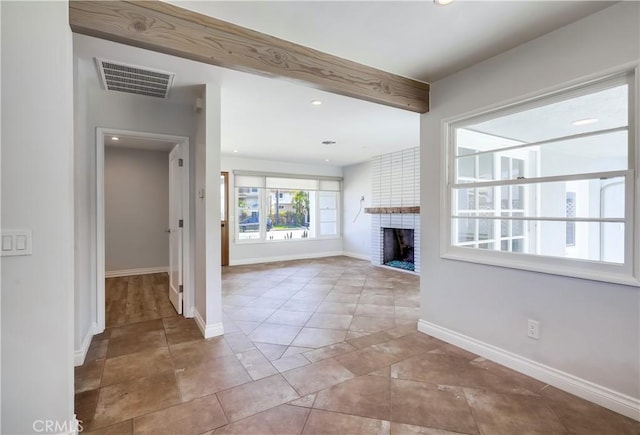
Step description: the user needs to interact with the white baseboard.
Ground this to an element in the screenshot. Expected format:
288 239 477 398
105 266 168 278
229 251 344 266
74 323 100 367
341 251 371 261
184 305 195 319
194 310 224 339
418 319 640 421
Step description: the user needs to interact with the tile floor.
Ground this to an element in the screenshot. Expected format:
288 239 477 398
76 256 639 434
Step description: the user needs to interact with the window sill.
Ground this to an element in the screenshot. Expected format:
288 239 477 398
235 236 342 246
441 248 639 287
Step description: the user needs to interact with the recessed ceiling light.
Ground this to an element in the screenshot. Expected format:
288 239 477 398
233 150 239 153
324 159 330 162
311 100 322 106
321 140 336 145
111 136 119 141
434 0 454 5
571 118 598 126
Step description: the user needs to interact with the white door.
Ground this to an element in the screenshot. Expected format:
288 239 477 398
168 144 183 314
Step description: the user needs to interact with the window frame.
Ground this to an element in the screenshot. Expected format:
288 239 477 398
440 70 639 286
317 190 340 237
236 186 264 241
233 172 342 244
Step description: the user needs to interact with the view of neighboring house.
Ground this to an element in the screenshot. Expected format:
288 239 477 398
235 171 339 242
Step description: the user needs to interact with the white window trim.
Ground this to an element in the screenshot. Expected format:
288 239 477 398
235 236 343 246
233 174 342 244
235 186 266 242
440 67 640 287
318 191 341 238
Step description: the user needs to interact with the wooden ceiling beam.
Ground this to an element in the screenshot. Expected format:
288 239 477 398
69 0 430 113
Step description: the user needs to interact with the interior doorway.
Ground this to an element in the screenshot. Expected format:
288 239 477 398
96 128 192 332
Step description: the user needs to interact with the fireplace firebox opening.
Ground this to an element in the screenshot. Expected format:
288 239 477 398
383 228 415 271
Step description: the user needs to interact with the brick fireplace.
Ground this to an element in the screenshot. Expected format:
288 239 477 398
367 148 420 274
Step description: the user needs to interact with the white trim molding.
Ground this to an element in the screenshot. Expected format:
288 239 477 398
73 323 100 367
194 310 224 339
95 128 193 331
341 251 371 261
229 251 344 266
183 304 195 319
105 266 168 278
418 319 640 421
70 415 82 435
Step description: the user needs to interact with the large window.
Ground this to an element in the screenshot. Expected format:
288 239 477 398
235 173 341 242
444 72 637 285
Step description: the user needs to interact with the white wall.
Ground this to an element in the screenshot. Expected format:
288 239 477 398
221 156 343 265
194 85 223 335
73 47 93 374
342 161 372 259
74 55 197 352
105 147 169 272
1 1 75 433
420 0 640 416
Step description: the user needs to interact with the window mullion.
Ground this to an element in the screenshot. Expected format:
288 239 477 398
261 188 267 240
452 169 630 189
454 126 628 158
452 215 625 223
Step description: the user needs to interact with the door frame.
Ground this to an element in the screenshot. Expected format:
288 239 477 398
95 128 193 332
168 143 185 315
221 171 229 266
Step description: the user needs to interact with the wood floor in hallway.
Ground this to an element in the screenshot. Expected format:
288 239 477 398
105 273 178 327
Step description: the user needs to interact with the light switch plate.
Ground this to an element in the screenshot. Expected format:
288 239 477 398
2 235 13 251
15 235 27 251
0 230 32 256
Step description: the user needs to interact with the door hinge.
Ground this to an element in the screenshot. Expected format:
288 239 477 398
178 219 184 228
179 284 183 293
178 158 184 167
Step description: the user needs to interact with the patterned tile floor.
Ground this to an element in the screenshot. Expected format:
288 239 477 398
75 256 639 434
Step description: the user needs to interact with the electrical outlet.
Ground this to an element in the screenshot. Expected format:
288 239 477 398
527 319 540 340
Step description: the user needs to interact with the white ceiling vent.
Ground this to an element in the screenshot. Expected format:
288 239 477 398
95 58 175 99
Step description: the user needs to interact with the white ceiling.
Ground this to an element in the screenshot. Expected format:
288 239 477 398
73 1 615 167
74 34 420 166
167 0 613 82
